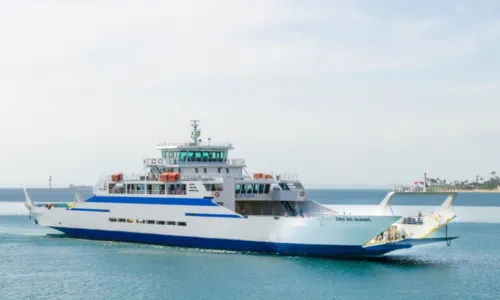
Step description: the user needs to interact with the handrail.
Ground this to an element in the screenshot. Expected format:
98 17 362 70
178 174 226 181
397 215 435 225
276 174 300 181
156 141 233 148
98 173 243 183
242 212 341 219
245 173 300 181
108 190 187 196
99 174 146 181
392 186 461 193
99 173 303 183
143 157 246 166
22 185 93 189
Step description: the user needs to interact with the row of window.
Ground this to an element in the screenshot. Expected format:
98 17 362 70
109 218 187 226
182 157 226 163
108 183 272 195
162 151 228 160
195 167 230 174
108 183 187 195
235 184 271 194
204 184 224 192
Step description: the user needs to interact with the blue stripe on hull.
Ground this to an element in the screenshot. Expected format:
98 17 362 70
70 208 110 212
50 227 410 257
184 213 241 218
85 196 217 206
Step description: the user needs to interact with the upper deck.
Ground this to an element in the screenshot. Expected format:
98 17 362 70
93 120 308 206
153 121 239 167
144 157 246 167
156 141 233 150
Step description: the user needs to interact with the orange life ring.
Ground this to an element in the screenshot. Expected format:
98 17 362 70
300 191 305 197
215 191 220 197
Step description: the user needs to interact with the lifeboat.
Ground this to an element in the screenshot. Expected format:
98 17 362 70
167 172 180 182
160 172 180 182
252 173 273 180
111 173 123 182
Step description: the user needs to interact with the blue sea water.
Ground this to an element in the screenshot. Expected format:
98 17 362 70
1 189 500 299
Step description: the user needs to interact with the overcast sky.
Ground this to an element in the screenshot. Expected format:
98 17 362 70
1 0 499 188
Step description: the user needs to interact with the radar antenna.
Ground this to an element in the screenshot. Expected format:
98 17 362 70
190 120 201 145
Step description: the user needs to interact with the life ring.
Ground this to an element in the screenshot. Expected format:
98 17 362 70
151 159 156 164
300 191 305 197
157 159 163 164
215 191 220 197
232 160 236 165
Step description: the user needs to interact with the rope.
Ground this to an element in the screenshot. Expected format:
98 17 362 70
445 224 451 247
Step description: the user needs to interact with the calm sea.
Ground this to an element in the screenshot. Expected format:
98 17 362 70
1 189 499 300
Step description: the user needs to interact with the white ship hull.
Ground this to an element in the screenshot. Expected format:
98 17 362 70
28 195 403 257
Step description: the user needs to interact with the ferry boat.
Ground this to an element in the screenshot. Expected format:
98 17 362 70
24 121 457 257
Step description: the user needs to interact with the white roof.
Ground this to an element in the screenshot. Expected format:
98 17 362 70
156 141 233 150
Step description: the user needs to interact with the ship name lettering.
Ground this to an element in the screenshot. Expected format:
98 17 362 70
335 217 371 222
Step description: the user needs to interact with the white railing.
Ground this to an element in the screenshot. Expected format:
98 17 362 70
392 186 460 193
179 174 225 181
156 141 233 148
253 173 298 181
227 158 245 165
276 173 299 181
108 190 188 196
100 171 300 184
143 158 167 165
177 158 245 165
100 174 148 181
245 172 300 183
99 173 236 183
397 214 443 225
23 184 93 189
143 157 246 166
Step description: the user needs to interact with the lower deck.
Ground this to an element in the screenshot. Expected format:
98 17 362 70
235 200 335 217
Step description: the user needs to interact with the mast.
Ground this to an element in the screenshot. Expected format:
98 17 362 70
424 172 427 192
190 120 201 145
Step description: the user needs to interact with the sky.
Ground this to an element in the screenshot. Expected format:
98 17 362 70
0 0 499 188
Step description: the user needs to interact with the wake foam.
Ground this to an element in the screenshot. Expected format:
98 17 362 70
0 202 29 215
0 227 53 237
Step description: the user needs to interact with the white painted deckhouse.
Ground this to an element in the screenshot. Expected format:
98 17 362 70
24 120 458 257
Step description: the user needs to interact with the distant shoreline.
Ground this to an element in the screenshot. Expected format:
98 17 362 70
452 189 500 193
0 186 498 193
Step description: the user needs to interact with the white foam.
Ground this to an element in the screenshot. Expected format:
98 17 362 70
0 202 29 215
